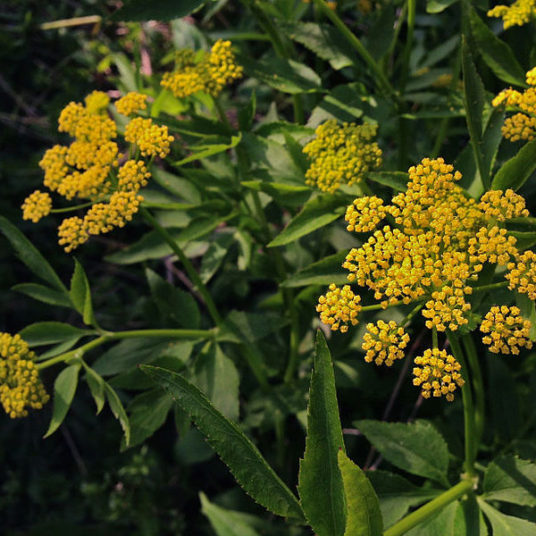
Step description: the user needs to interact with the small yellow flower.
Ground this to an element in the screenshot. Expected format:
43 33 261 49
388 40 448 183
480 305 533 355
118 160 151 192
362 320 410 366
412 348 464 402
345 196 388 233
0 333 49 418
488 0 536 28
479 189 529 221
124 117 174 158
21 191 52 223
39 145 69 191
526 67 536 86
506 250 536 300
316 283 362 333
84 90 110 114
115 92 148 116
58 216 89 252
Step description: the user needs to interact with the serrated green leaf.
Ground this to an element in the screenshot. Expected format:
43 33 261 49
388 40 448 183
405 501 462 536
338 451 383 536
355 420 450 487
0 216 67 293
491 139 536 191
280 21 353 70
281 250 348 288
70 259 96 327
12 283 72 308
82 363 106 415
200 492 261 536
44 363 81 438
469 8 526 86
479 499 536 536
112 0 206 21
298 331 346 536
194 344 239 421
19 322 93 347
483 456 536 506
366 471 442 528
104 383 131 446
268 195 346 247
124 389 173 448
140 365 305 520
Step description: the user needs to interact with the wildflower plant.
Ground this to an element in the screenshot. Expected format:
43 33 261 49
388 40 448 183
3 0 536 535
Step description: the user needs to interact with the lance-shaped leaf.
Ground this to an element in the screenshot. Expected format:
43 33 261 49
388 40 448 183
479 499 536 536
0 216 67 293
298 331 346 536
281 250 348 288
140 365 305 521
338 451 383 536
70 259 97 327
491 139 536 191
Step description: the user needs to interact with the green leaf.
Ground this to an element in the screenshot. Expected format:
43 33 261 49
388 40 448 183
173 134 242 167
238 91 256 132
124 389 173 448
112 0 206 21
479 499 536 536
491 139 536 191
355 420 450 487
82 363 106 415
200 232 234 283
146 268 200 329
104 383 131 446
365 5 396 61
367 172 409 192
510 231 536 251
483 456 536 506
298 331 346 536
0 216 67 293
140 365 305 520
194 344 240 421
280 21 353 70
426 0 459 13
366 471 442 529
19 322 93 347
200 492 261 536
268 195 346 247
44 363 81 438
462 37 487 187
281 250 348 288
240 55 321 94
469 8 526 86
12 283 72 308
70 259 96 327
308 84 367 126
338 451 383 536
241 180 311 206
405 501 463 536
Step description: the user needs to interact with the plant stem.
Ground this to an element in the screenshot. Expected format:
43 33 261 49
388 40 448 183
399 0 416 94
462 334 485 446
471 281 508 293
140 207 222 325
383 479 474 536
448 332 477 477
40 15 101 30
51 201 94 213
313 0 397 99
37 328 213 370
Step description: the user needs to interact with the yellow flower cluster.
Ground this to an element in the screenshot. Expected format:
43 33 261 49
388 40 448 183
412 348 464 402
316 283 362 333
115 92 148 116
362 321 410 366
161 40 243 99
480 305 533 354
21 190 52 223
492 68 536 141
303 120 382 193
0 333 49 418
27 91 173 252
478 189 529 221
506 250 536 299
488 0 536 28
345 196 387 232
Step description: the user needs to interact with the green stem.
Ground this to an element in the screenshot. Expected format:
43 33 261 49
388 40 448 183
140 207 222 325
402 302 424 327
313 0 397 99
37 328 212 370
472 281 508 293
432 327 438 349
51 201 94 213
462 334 485 447
383 479 474 536
40 15 101 30
448 332 477 477
399 0 416 94
213 97 233 132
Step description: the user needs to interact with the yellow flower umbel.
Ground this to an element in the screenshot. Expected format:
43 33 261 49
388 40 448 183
345 196 387 233
506 250 536 299
480 305 533 355
413 348 464 402
316 284 362 333
21 190 52 223
488 0 536 28
492 68 536 142
26 91 174 252
161 40 243 99
0 333 49 418
303 120 382 193
362 321 410 366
